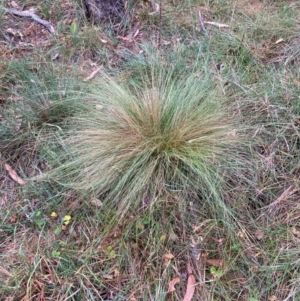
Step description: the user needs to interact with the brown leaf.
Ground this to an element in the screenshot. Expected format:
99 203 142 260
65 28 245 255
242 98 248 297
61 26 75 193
164 253 174 260
162 40 171 46
114 269 120 278
133 29 140 38
237 230 246 238
6 28 23 37
91 199 103 207
275 38 284 44
254 230 265 240
5 163 26 185
11 1 20 9
291 227 300 238
227 129 237 137
167 277 180 293
183 265 195 301
206 259 224 268
9 214 18 223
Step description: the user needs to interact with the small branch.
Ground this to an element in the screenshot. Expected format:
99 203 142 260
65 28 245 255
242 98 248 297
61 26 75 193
149 0 157 11
204 21 229 28
158 0 162 48
197 10 207 36
1 7 55 33
83 67 101 82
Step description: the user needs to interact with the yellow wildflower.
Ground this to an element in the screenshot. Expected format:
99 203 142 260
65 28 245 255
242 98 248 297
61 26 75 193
63 215 72 225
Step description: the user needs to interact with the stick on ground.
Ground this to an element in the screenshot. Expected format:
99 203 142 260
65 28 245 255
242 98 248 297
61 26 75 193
1 7 55 33
197 10 208 36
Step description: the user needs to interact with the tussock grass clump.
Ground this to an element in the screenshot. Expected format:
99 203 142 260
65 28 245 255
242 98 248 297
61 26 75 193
0 60 85 169
56 69 240 213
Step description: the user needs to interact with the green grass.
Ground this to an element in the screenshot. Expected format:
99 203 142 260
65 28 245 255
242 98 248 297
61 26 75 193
1 0 300 300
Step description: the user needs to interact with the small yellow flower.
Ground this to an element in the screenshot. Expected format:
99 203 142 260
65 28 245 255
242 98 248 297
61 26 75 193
63 215 72 225
50 212 58 218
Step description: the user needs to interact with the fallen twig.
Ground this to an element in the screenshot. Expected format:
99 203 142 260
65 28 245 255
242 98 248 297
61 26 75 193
83 68 101 82
1 6 55 33
197 10 208 36
204 21 229 28
158 0 162 47
149 0 158 12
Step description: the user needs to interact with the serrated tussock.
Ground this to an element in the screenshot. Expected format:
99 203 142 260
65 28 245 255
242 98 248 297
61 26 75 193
55 69 240 213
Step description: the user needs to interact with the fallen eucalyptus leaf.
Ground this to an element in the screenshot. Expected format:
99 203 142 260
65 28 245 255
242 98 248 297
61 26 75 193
5 163 26 185
167 277 180 292
183 265 195 301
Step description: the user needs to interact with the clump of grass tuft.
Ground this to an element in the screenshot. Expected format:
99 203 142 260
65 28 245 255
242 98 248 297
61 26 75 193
0 60 86 169
53 67 241 214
